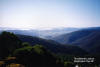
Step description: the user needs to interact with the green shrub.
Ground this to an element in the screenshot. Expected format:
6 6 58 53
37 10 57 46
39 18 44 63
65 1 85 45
64 61 74 67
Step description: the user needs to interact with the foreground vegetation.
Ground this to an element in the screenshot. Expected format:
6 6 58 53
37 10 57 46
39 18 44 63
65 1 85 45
0 31 100 67
0 31 64 67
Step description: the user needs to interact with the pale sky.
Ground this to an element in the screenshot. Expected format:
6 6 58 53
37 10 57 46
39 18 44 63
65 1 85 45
0 0 100 29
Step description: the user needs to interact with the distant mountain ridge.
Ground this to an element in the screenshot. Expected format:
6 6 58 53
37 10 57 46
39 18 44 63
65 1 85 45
1 27 100 54
0 27 80 38
52 27 100 54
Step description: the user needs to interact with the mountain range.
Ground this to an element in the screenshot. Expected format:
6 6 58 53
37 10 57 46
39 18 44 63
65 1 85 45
0 27 80 39
52 27 100 54
1 27 100 55
16 34 87 55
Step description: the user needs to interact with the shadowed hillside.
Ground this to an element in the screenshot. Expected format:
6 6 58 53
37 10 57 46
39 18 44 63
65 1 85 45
52 27 100 54
0 31 63 67
0 31 100 67
17 34 87 55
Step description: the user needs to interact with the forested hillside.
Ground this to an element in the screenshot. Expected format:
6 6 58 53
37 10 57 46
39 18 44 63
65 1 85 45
0 31 100 67
52 27 100 54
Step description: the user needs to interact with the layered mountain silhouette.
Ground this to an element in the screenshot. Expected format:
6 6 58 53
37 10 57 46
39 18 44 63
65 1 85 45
16 34 87 55
0 27 100 67
0 31 63 67
52 27 100 54
0 27 79 39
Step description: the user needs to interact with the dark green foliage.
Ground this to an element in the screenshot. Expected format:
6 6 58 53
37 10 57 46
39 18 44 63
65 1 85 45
21 42 30 47
13 45 62 67
64 62 74 67
33 45 45 55
0 31 22 59
0 31 100 67
17 34 87 55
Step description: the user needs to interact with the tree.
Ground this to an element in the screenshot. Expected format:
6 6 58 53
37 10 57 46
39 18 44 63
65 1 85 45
0 31 22 59
13 45 60 67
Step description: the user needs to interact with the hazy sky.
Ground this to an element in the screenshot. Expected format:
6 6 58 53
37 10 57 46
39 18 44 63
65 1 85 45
0 0 100 29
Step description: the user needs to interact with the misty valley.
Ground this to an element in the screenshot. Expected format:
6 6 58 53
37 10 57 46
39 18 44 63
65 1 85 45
0 27 100 67
0 0 100 66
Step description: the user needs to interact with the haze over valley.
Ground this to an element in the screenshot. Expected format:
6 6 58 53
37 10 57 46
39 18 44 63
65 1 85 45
0 0 100 67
